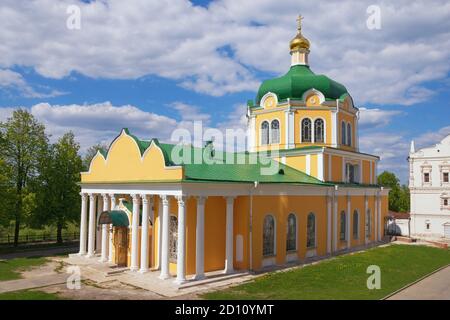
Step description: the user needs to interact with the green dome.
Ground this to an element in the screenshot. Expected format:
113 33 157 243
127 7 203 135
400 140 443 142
256 65 348 105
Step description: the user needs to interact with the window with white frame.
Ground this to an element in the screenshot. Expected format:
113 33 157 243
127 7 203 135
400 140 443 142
340 211 346 241
301 118 312 142
441 194 449 209
261 121 269 145
286 213 297 251
345 163 359 183
353 210 359 239
314 118 324 143
346 123 352 146
306 212 316 248
271 120 280 144
341 121 346 145
263 215 275 256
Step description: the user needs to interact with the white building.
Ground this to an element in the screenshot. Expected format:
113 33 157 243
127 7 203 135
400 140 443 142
409 135 450 239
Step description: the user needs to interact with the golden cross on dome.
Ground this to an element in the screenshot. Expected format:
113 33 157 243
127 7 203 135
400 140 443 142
296 15 303 32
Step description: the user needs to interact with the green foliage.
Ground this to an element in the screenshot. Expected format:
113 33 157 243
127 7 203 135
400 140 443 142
203 245 450 300
0 290 60 300
0 109 48 246
377 171 410 212
32 132 83 243
0 257 48 281
82 142 108 171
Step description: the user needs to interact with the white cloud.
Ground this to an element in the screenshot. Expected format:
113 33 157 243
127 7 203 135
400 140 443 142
414 125 450 150
170 102 211 123
0 69 65 98
358 107 402 128
0 0 449 102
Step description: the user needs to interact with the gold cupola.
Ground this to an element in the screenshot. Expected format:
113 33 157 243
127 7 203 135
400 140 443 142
290 15 310 66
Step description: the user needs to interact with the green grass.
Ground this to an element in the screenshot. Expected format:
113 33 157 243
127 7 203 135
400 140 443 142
203 244 450 300
0 290 60 300
0 257 48 281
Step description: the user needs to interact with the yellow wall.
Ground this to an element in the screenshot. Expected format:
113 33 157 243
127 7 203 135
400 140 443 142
337 111 356 152
294 109 332 147
330 155 343 182
81 130 183 183
255 110 286 151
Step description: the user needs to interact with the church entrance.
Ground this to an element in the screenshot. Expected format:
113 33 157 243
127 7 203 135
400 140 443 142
113 226 128 266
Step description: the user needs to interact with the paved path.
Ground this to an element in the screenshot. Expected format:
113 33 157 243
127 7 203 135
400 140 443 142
0 274 68 293
388 265 450 300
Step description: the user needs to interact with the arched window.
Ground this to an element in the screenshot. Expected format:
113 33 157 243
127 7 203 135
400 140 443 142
271 120 280 144
307 213 316 248
340 211 346 240
263 215 275 256
261 121 269 145
365 209 371 238
286 214 296 251
353 210 359 239
301 118 312 142
169 215 178 263
314 119 324 143
341 121 346 145
347 123 352 146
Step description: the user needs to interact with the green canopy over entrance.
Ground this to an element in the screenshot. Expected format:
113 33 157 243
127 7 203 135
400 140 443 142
98 210 129 227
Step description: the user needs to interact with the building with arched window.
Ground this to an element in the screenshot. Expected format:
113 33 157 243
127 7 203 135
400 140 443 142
76 17 388 284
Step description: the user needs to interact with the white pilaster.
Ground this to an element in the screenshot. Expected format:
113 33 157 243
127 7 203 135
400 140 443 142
326 194 332 254
100 193 110 262
377 191 382 241
364 195 369 244
346 194 351 248
331 110 337 147
79 193 88 255
306 154 311 175
87 193 96 257
140 195 150 273
108 194 116 263
248 115 256 152
224 196 235 273
159 195 170 279
175 196 186 284
130 194 140 271
317 153 324 181
333 188 338 252
195 196 206 280
157 199 163 270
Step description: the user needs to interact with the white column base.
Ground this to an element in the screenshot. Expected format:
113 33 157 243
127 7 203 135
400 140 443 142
193 274 205 281
139 268 149 274
174 278 187 285
159 273 170 280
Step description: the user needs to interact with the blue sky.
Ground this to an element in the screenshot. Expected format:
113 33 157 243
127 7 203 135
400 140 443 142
0 0 449 184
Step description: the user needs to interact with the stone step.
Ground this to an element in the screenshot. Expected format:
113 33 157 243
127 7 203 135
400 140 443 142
179 271 251 290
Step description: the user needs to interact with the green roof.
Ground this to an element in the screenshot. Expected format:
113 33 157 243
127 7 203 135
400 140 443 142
98 210 129 227
255 65 348 105
97 129 329 186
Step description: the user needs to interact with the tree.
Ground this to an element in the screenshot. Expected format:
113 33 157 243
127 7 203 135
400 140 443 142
33 132 83 243
0 110 48 246
377 171 410 212
82 143 108 171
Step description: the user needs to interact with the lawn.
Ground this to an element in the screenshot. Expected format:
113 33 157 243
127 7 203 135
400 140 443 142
0 257 48 281
0 290 60 300
203 244 450 300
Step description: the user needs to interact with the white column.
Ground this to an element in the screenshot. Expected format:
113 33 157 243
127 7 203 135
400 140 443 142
159 195 170 279
130 194 140 271
140 195 150 273
79 193 88 255
87 193 97 257
108 194 116 263
156 199 163 270
333 188 338 252
175 196 186 284
195 196 206 280
377 192 382 241
100 193 110 262
326 194 332 254
224 196 235 273
347 194 351 249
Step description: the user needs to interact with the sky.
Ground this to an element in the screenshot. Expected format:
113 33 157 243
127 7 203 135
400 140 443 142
0 0 449 184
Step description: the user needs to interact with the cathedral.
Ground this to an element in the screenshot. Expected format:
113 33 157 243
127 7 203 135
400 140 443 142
77 17 389 284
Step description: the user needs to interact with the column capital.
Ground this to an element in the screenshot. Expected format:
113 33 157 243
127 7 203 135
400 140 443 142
131 194 141 203
197 196 207 206
108 193 116 199
80 193 87 200
141 194 151 204
160 194 169 205
176 195 186 207
224 196 236 204
101 193 109 199
88 193 96 200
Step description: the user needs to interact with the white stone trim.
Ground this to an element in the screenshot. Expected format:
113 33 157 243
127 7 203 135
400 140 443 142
317 153 324 181
306 154 311 175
